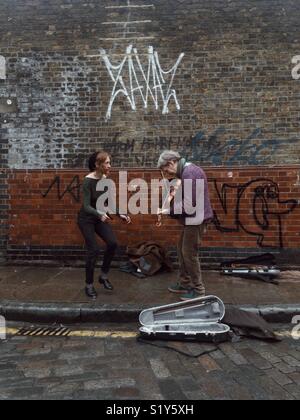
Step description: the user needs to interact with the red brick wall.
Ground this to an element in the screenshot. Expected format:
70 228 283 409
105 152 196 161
1 1 300 267
7 166 300 252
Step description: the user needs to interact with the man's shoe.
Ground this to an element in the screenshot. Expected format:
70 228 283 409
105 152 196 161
180 290 205 301
85 286 97 300
99 277 114 291
168 283 191 294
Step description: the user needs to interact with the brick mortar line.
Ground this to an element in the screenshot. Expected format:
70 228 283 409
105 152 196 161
3 165 300 174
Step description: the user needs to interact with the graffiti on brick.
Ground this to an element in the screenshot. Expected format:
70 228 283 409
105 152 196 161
102 133 137 156
101 45 185 121
191 128 300 166
211 178 298 248
101 133 186 167
42 175 81 202
100 128 299 167
41 173 298 248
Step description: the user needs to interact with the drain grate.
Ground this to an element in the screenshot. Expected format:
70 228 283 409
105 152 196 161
16 326 71 337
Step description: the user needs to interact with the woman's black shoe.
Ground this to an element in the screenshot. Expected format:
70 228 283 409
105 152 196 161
85 286 98 299
99 277 114 291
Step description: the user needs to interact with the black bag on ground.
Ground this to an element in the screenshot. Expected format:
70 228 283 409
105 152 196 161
223 306 281 342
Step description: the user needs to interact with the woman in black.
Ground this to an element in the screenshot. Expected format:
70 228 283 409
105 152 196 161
78 151 131 299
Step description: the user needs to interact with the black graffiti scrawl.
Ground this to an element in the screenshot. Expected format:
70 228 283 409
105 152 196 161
42 176 81 202
41 174 298 249
212 178 298 248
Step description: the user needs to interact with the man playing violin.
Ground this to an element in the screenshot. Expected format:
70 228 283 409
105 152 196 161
157 151 214 300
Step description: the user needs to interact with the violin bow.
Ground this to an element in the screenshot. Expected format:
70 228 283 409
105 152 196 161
156 170 171 228
156 172 183 227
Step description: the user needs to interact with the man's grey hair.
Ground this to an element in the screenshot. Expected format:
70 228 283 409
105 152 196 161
157 150 181 169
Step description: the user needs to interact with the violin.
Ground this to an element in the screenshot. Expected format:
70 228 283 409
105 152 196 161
156 171 182 227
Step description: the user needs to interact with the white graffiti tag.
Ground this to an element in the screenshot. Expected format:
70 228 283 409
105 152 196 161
101 45 185 121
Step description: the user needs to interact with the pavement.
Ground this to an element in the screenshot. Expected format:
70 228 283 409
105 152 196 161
0 265 300 324
0 322 299 400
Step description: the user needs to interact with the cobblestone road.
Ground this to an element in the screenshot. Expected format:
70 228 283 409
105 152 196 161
0 323 299 400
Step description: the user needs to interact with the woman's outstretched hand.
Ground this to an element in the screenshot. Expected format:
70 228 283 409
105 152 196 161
100 214 111 223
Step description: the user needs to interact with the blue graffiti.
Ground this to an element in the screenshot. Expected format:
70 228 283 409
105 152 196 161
191 128 299 166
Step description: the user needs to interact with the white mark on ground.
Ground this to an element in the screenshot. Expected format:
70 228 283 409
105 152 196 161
105 4 154 9
102 20 152 25
0 55 6 79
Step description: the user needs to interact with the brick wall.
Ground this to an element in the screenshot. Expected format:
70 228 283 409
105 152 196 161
6 167 300 267
1 0 300 266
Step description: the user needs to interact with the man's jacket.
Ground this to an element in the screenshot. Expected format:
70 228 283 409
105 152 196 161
127 242 173 276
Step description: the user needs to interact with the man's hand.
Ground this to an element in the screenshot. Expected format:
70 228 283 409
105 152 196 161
157 208 169 216
100 214 111 223
120 215 132 224
170 186 176 198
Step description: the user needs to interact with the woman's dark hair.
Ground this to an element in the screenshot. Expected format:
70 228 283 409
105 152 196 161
88 151 110 172
88 152 98 172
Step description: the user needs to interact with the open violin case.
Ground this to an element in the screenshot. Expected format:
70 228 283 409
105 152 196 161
221 253 280 285
139 296 231 343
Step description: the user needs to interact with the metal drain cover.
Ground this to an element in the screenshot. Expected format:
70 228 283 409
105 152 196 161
16 326 71 337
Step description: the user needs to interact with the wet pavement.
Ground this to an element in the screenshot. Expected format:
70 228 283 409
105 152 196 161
0 266 300 306
0 322 299 400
